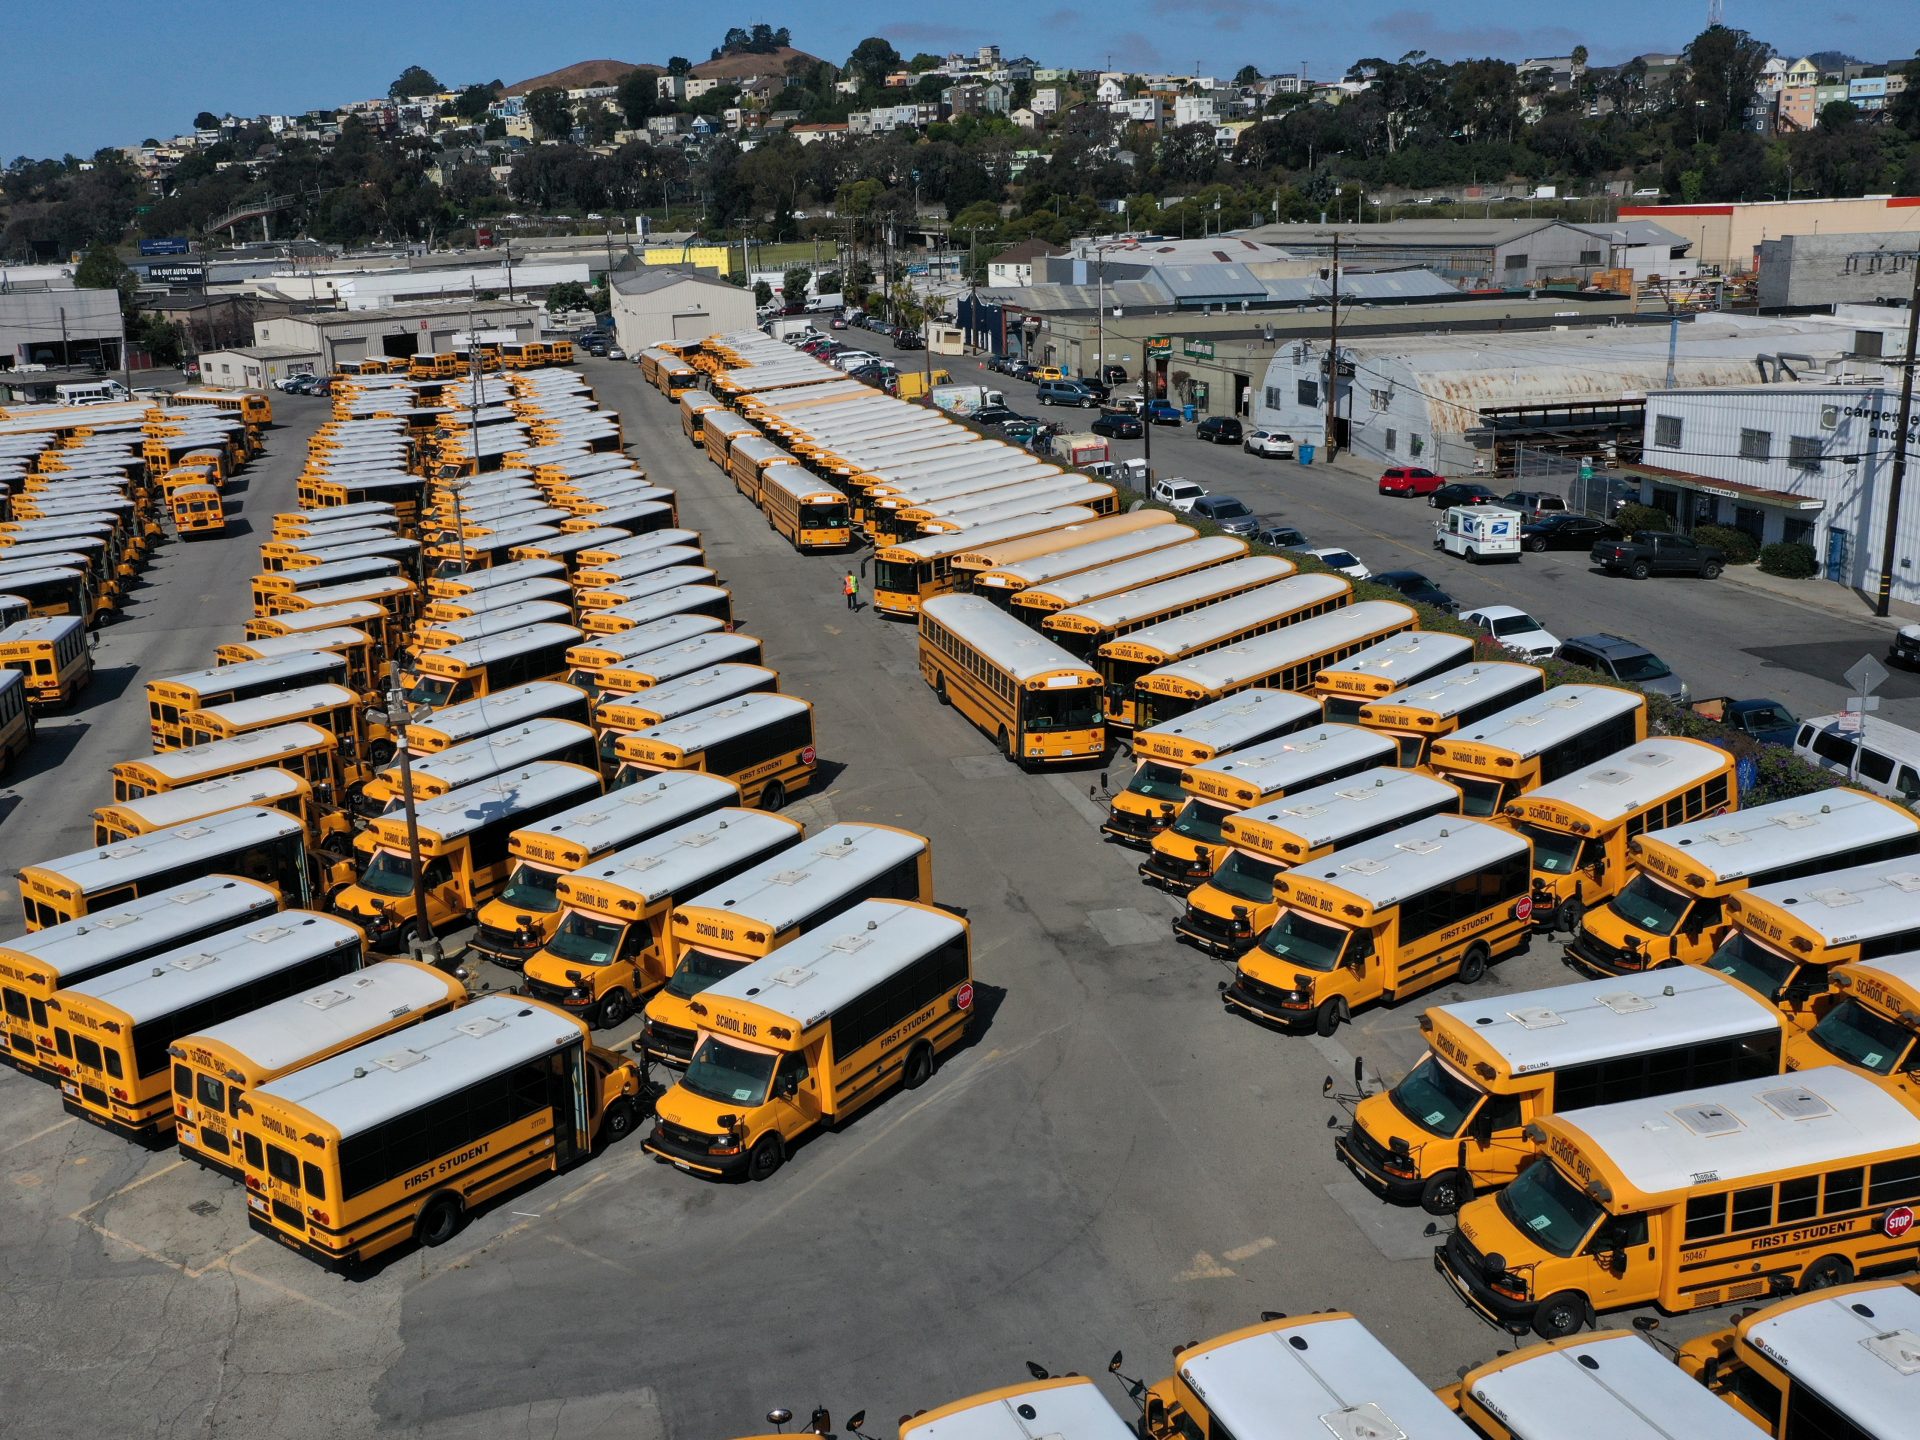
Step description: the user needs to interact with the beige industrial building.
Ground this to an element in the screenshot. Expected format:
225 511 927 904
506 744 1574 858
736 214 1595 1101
252 298 540 373
196 345 322 390
610 268 756 352
1620 195 1920 271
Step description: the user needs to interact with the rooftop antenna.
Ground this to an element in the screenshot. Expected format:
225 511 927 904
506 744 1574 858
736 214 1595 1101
1707 0 1724 23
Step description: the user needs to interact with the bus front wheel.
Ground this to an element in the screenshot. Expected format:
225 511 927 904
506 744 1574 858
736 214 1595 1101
1420 1170 1474 1215
416 1195 464 1248
596 988 632 1029
760 781 787 812
1531 1292 1587 1340
1800 1255 1853 1291
747 1134 785 1182
1557 896 1584 934
1459 943 1490 986
902 1040 934 1090
599 1097 636 1145
1314 998 1348 1036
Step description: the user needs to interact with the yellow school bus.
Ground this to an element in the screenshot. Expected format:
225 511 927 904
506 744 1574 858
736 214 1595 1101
1504 736 1736 934
1013 536 1251 632
522 808 804 1033
1710 856 1920 1029
169 483 225 538
0 614 92 707
758 464 853 552
147 651 350 748
1794 953 1920 1093
1567 790 1920 978
644 900 970 1182
919 593 1104 768
1226 815 1532 1035
1436 1066 1920 1339
91 768 348 878
610 693 815 810
170 958 467 1177
1676 1279 1920 1439
0 670 33 771
873 507 1101 618
901 1377 1134 1439
237 992 641 1270
48 911 366 1143
403 623 583 711
465 771 739 972
558 613 729 697
1358 660 1544 768
1427 685 1647 820
1178 767 1460 958
1339 966 1788 1215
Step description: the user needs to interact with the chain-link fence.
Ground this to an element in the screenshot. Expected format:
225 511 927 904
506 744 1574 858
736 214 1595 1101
1508 444 1640 517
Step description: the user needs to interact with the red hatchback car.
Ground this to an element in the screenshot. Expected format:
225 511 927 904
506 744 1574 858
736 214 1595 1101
1378 466 1445 497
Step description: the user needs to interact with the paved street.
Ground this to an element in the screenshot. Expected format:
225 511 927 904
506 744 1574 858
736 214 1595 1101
0 358 1780 1438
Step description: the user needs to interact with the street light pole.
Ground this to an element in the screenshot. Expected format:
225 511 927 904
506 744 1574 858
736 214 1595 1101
1323 229 1342 459
385 658 436 959
1872 254 1920 618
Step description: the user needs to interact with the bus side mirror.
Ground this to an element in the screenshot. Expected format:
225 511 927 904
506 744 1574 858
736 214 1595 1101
1470 1110 1495 1147
1144 1397 1166 1434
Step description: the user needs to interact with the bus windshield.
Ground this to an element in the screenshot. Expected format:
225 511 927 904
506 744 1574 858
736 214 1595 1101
1390 1053 1484 1138
499 864 562 912
1808 1000 1913 1076
799 504 841 529
1515 823 1588 875
1209 851 1283 904
665 947 747 999
1455 775 1507 819
1125 761 1187 800
872 558 918 594
684 1035 775 1107
1258 909 1349 972
360 849 417 897
1024 688 1100 730
1605 871 1691 936
404 674 461 709
1170 800 1228 844
548 913 623 966
1497 1160 1604 1258
1706 932 1797 1000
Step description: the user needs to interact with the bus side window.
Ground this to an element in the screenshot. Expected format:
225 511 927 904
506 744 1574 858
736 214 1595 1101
1481 1093 1523 1135
1721 1363 1781 1427
422 856 454 889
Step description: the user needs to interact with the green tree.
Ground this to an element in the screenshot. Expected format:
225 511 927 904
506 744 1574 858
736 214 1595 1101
1234 65 1262 84
544 280 590 312
617 70 658 127
1893 50 1920 136
389 66 443 99
782 266 812 304
909 53 941 73
754 279 773 307
74 242 135 316
525 87 574 139
1818 99 1861 131
848 37 902 88
667 56 692 75
193 110 219 130
1681 25 1772 140
453 84 497 121
1571 44 1589 68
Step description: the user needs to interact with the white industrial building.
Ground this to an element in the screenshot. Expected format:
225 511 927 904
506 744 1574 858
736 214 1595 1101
609 268 754 353
0 287 122 370
253 298 540 372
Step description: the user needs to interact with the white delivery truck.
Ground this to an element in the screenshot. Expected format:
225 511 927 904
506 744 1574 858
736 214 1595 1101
1435 505 1523 563
929 384 1005 417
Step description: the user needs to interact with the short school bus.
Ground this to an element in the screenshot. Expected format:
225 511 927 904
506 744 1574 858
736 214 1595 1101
1436 1066 1920 1340
211 626 375 690
415 578 574 629
170 958 466 1177
609 692 814 809
590 633 766 705
590 664 778 768
1426 685 1648 820
918 593 1104 768
402 624 583 711
644 899 971 1182
1795 951 1920 1093
871 506 1102 618
640 822 936 1063
422 556 565 604
759 465 853 552
524 808 805 1032
465 771 739 973
1340 966 1787 1216
1102 688 1324 848
560 613 729 697
0 877 280 1080
0 614 92 707
1710 856 1920 1029
48 911 366 1143
238 992 642 1271
1141 723 1398 895
0 670 31 770
1503 736 1736 935
1225 815 1532 1036
971 519 1195 611
1358 660 1543 768
1178 766 1459 958
577 583 734 637
569 545 706 599
569 565 717 615
900 1378 1133 1439
1676 1278 1920 1440
147 650 351 748
570 526 704 573
411 600 576 655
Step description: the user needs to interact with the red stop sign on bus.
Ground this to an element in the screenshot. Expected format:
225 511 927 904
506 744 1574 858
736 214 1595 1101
1515 896 1535 923
1885 1205 1915 1239
955 981 975 1012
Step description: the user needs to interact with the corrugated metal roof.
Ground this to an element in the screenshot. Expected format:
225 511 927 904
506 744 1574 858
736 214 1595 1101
1577 220 1689 248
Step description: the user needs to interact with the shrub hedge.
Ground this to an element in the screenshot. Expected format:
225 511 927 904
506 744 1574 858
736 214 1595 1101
1758 541 1818 579
1693 524 1758 564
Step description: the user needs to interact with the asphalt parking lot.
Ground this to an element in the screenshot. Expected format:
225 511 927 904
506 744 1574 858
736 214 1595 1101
0 355 1825 1438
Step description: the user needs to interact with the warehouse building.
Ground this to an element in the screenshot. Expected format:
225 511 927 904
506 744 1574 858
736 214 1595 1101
196 345 321 390
252 298 540 372
1622 195 1920 272
1756 230 1920 309
1236 217 1674 289
609 268 755 352
0 287 122 371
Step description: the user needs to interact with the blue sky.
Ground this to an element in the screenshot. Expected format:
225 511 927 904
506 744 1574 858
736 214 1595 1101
4 0 1914 158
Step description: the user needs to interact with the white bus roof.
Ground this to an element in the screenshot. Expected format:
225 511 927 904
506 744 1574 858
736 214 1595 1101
1178 1315 1476 1440
572 614 727 662
1230 767 1459 853
703 899 962 1030
1642 790 1918 885
1041 552 1286 626
680 825 925 936
120 724 334 782
565 808 801 905
401 762 600 843
1739 1280 1920 1439
1105 575 1350 660
1135 688 1323 753
916 483 1111 531
104 769 306 829
423 601 574 643
604 665 775 723
156 650 345 694
410 681 586 743
0 614 86 646
901 1377 1135 1440
0 877 278 981
435 558 567 593
877 465 1061 508
977 524 1195 589
622 691 808 753
1284 815 1528 910
250 993 584 1139
187 683 359 728
256 601 384 631
275 556 402 588
1365 661 1540 722
1198 724 1398 799
1432 967 1781 1076
1514 738 1729 825
174 959 457 1074
1442 685 1645 759
427 622 582 669
431 581 574 617
881 508 1101 562
1466 1332 1768 1440
296 538 421 567
757 465 840 506
575 545 704 582
514 771 740 857
438 523 561 553
921 595 1097 683
576 528 702 562
64 911 360 1024
1740 855 1920 946
586 585 729 627
1145 604 1416 694
277 500 395 524
407 722 594 790
579 566 715 601
604 632 761 680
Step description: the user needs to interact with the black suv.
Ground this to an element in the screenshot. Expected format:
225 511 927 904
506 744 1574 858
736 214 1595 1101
1427 482 1497 509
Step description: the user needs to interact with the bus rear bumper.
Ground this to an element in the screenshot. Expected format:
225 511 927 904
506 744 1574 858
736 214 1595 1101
60 1094 170 1146
246 1210 358 1273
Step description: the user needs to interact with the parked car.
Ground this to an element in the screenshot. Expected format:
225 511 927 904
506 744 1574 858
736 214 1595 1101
1243 428 1295 458
1589 531 1726 580
1501 490 1570 520
1091 411 1144 439
1191 495 1258 536
971 405 1022 426
1029 365 1067 382
1891 624 1920 671
1427 482 1497 509
1688 696 1799 747
989 412 1038 431
1378 466 1445 497
894 332 925 351
1151 478 1208 511
830 315 849 330
1001 420 1051 445
1458 604 1561 661
606 346 626 362
1556 633 1688 700
1099 364 1130 386
1520 514 1622 552
1037 379 1100 408
1792 714 1920 804
1293 546 1371 580
1195 416 1244 445
1254 523 1308 549
1145 399 1184 426
1373 570 1458 614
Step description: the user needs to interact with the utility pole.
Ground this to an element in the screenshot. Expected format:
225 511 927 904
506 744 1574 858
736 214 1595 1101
1871 253 1920 618
1323 230 1341 458
386 658 437 959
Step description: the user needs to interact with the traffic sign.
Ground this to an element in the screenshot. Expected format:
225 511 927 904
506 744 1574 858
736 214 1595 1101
1846 655 1890 697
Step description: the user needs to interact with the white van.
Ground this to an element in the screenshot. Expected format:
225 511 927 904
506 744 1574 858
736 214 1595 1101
1792 712 1920 804
1435 505 1522 562
56 380 132 406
